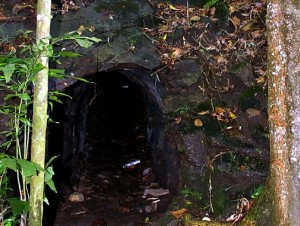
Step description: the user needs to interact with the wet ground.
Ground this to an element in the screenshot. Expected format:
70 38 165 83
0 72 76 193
53 138 174 226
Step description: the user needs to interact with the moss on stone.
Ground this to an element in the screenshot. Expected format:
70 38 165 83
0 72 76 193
238 85 263 112
241 182 273 226
212 187 230 215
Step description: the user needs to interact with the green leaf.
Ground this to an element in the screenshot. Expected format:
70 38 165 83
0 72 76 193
48 44 54 57
1 158 17 171
0 153 9 160
72 76 90 83
8 198 29 217
44 196 50 205
49 91 71 98
1 64 15 83
57 51 82 57
18 93 31 101
0 140 13 149
49 69 65 79
204 0 219 9
84 36 102 43
17 159 38 177
32 63 45 75
19 117 31 126
49 101 53 111
46 179 57 193
4 93 31 101
49 95 63 104
45 166 57 192
251 184 264 199
46 155 59 167
75 39 93 48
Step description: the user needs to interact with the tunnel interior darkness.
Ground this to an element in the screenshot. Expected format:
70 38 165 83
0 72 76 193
49 71 147 184
85 72 148 168
46 69 181 224
47 69 172 195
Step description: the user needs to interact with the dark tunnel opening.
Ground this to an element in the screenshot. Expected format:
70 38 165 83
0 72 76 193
45 70 179 225
85 72 149 171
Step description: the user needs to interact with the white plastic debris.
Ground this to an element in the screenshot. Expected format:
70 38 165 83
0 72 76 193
123 159 141 168
202 216 211 221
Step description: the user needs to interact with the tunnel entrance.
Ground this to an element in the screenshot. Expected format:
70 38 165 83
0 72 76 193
47 70 177 225
85 72 149 173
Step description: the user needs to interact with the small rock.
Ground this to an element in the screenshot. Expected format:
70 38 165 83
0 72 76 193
143 188 170 197
246 108 261 117
97 173 106 179
68 192 84 202
144 205 152 213
142 168 151 176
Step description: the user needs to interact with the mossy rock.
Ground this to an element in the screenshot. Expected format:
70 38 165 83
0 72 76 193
182 214 231 226
238 85 263 112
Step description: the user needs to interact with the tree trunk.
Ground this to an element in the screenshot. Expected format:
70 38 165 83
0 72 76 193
242 1 300 225
29 0 52 225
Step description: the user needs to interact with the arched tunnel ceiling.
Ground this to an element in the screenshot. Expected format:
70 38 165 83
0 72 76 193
48 69 179 196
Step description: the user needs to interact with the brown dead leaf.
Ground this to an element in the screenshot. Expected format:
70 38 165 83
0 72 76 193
157 2 167 8
175 116 182 124
232 16 241 27
251 30 262 39
209 7 216 16
171 47 183 59
12 3 34 16
194 119 203 127
216 54 228 64
246 49 255 58
76 25 86 35
229 5 236 14
190 15 201 22
256 75 265 84
242 22 254 31
215 107 225 115
118 207 130 212
240 165 246 171
197 110 210 115
171 208 188 219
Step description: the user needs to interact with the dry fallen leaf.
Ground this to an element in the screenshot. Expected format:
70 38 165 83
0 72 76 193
172 47 183 59
240 165 247 171
197 110 210 115
228 111 237 119
229 5 236 14
175 116 182 124
171 208 188 219
242 22 254 31
190 15 201 22
215 107 225 115
194 119 203 127
256 75 265 84
169 3 179 11
76 25 86 35
232 16 241 27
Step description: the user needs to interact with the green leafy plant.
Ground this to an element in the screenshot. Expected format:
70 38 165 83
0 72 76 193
0 29 100 225
175 105 193 116
204 0 220 9
177 144 185 153
181 188 203 202
251 184 264 199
